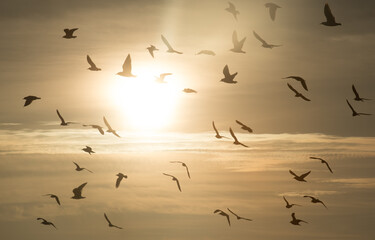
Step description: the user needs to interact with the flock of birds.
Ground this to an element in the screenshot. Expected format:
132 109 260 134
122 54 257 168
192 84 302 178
13 1 371 233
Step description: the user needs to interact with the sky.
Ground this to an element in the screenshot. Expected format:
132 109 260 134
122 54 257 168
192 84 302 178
0 0 374 239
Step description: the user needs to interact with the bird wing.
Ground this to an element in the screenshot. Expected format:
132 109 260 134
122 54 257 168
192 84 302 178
226 208 239 218
228 2 235 10
226 214 231 226
300 171 311 179
214 209 222 214
283 196 289 205
253 31 267 45
299 93 311 101
223 65 230 78
232 31 239 45
53 195 61 205
148 48 155 58
103 116 113 131
300 79 308 91
319 200 328 209
352 85 360 98
73 162 80 168
346 99 356 114
291 213 297 221
268 5 278 21
175 178 182 192
115 176 122 188
85 168 93 173
63 29 70 34
86 55 97 68
70 28 78 33
184 165 191 178
160 73 172 81
287 83 299 94
37 217 46 221
73 182 87 195
112 131 121 138
303 195 313 199
235 120 246 127
161 35 173 51
324 3 336 23
212 121 220 135
97 126 104 135
163 173 174 178
56 109 65 124
323 161 333 173
289 170 298 177
24 98 33 106
239 142 249 148
309 156 323 161
104 213 112 225
122 54 132 74
229 128 238 142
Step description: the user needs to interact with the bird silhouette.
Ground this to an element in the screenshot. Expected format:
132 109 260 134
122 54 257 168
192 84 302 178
214 209 231 226
196 50 216 56
346 99 372 116
71 182 87 199
253 31 281 49
155 73 172 83
43 194 61 206
37 218 57 229
352 85 371 101
104 213 123 229
212 121 229 139
170 161 190 178
163 173 182 192
73 162 93 173
265 3 281 21
103 116 120 137
115 173 127 188
309 157 333 173
289 170 311 182
147 45 159 58
225 2 239 20
56 109 76 126
283 76 308 91
235 120 253 133
304 195 327 209
283 196 301 208
287 83 310 101
23 96 40 107
290 212 307 225
227 208 252 221
83 124 105 135
183 88 197 93
87 55 101 71
161 35 183 54
229 127 248 148
321 3 341 26
82 146 95 155
63 28 78 39
117 54 136 77
230 31 246 53
221 65 238 84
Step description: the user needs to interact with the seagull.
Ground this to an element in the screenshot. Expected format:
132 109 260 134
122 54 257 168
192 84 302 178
103 116 120 137
283 76 308 91
225 2 239 20
253 31 281 49
56 109 76 126
212 121 229 139
82 146 95 155
23 96 40 107
227 208 252 221
346 99 372 116
71 182 87 199
230 31 246 53
37 218 57 229
221 65 238 84
63 28 78 39
83 124 105 135
290 213 307 226
147 45 159 58
87 55 101 71
155 73 172 83
115 173 127 188
196 50 216 56
235 120 253 133
161 35 183 54
73 162 93 173
289 170 311 182
183 88 197 93
321 3 341 26
163 173 182 192
104 213 123 229
283 196 301 209
265 3 281 21
287 83 311 101
309 157 333 173
214 209 231 226
304 195 327 209
229 127 248 148
43 194 61 206
117 54 136 77
352 85 371 101
170 161 190 178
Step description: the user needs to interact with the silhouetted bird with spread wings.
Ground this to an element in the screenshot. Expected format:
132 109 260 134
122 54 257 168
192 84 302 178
227 208 252 221
37 218 57 229
321 3 341 26
253 31 281 49
56 109 76 126
170 161 190 178
71 182 87 199
155 73 172 83
183 88 197 93
352 85 371 101
290 213 307 225
229 128 248 148
214 209 231 226
225 2 239 20
309 157 333 173
43 194 61 206
161 35 183 54
289 170 311 182
103 116 120 137
82 146 95 154
235 120 253 133
196 50 216 56
283 196 301 208
287 83 310 101
63 28 78 39
115 173 127 188
283 76 308 91
163 173 182 192
221 65 238 84
212 121 229 139
73 162 93 173
87 55 101 71
104 213 123 229
230 31 246 53
117 54 136 77
147 45 159 58
346 99 371 116
265 3 281 21
304 195 328 209
23 96 40 107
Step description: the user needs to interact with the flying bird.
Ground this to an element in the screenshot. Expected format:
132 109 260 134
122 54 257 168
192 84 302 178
86 55 101 71
183 88 197 93
56 109 76 126
221 65 238 84
304 195 327 209
283 76 308 91
290 213 307 226
287 83 311 101
309 157 333 173
83 124 105 135
71 182 87 199
37 218 57 229
225 2 239 20
265 3 281 21
155 73 172 83
163 173 182 192
352 85 371 101
346 99 372 116
283 196 301 209
214 209 231 226
289 170 311 182
196 50 216 56
170 161 190 178
227 208 252 221
117 54 136 77
104 213 123 229
229 128 248 148
63 28 78 39
23 96 40 107
43 194 61 206
230 31 246 53
235 120 253 133
253 31 281 49
82 146 95 155
103 116 120 137
321 3 341 26
212 121 229 139
147 45 159 58
161 35 183 54
115 173 127 188
73 162 93 173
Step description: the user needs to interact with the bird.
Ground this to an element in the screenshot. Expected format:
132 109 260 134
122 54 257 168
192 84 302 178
196 50 216 56
287 83 311 101
221 65 238 84
309 157 333 173
62 28 78 39
214 209 231 226
283 76 308 91
103 116 120 137
104 213 123 229
147 45 159 58
321 3 341 26
161 35 183 54
229 127 248 148
352 85 371 101
37 218 57 229
71 182 87 199
163 173 182 192
235 120 253 133
73 162 93 173
230 31 246 53
265 3 281 21
56 109 76 126
283 196 301 209
290 213 307 226
304 195 328 209
253 31 281 49
155 73 172 83
23 96 40 107
43 194 61 206
170 161 190 178
117 54 136 77
115 173 127 188
212 121 229 139
225 2 239 20
83 124 105 135
82 146 95 155
289 170 311 182
86 55 101 71
183 88 197 93
346 99 372 116
227 208 252 221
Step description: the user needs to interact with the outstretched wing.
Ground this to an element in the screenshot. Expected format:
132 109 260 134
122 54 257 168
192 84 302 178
122 54 132 75
324 3 336 23
289 170 298 177
346 99 356 113
300 171 311 179
310 156 323 161
73 161 80 168
229 128 238 142
163 173 174 178
103 116 112 131
104 213 112 225
53 195 61 205
56 109 65 124
299 93 311 101
175 178 182 192
283 196 289 205
253 31 267 45
212 121 220 135
352 85 360 98
115 176 122 188
223 65 230 78
226 208 239 218
287 83 299 94
73 182 87 195
161 35 173 51
87 55 97 68
323 161 333 173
